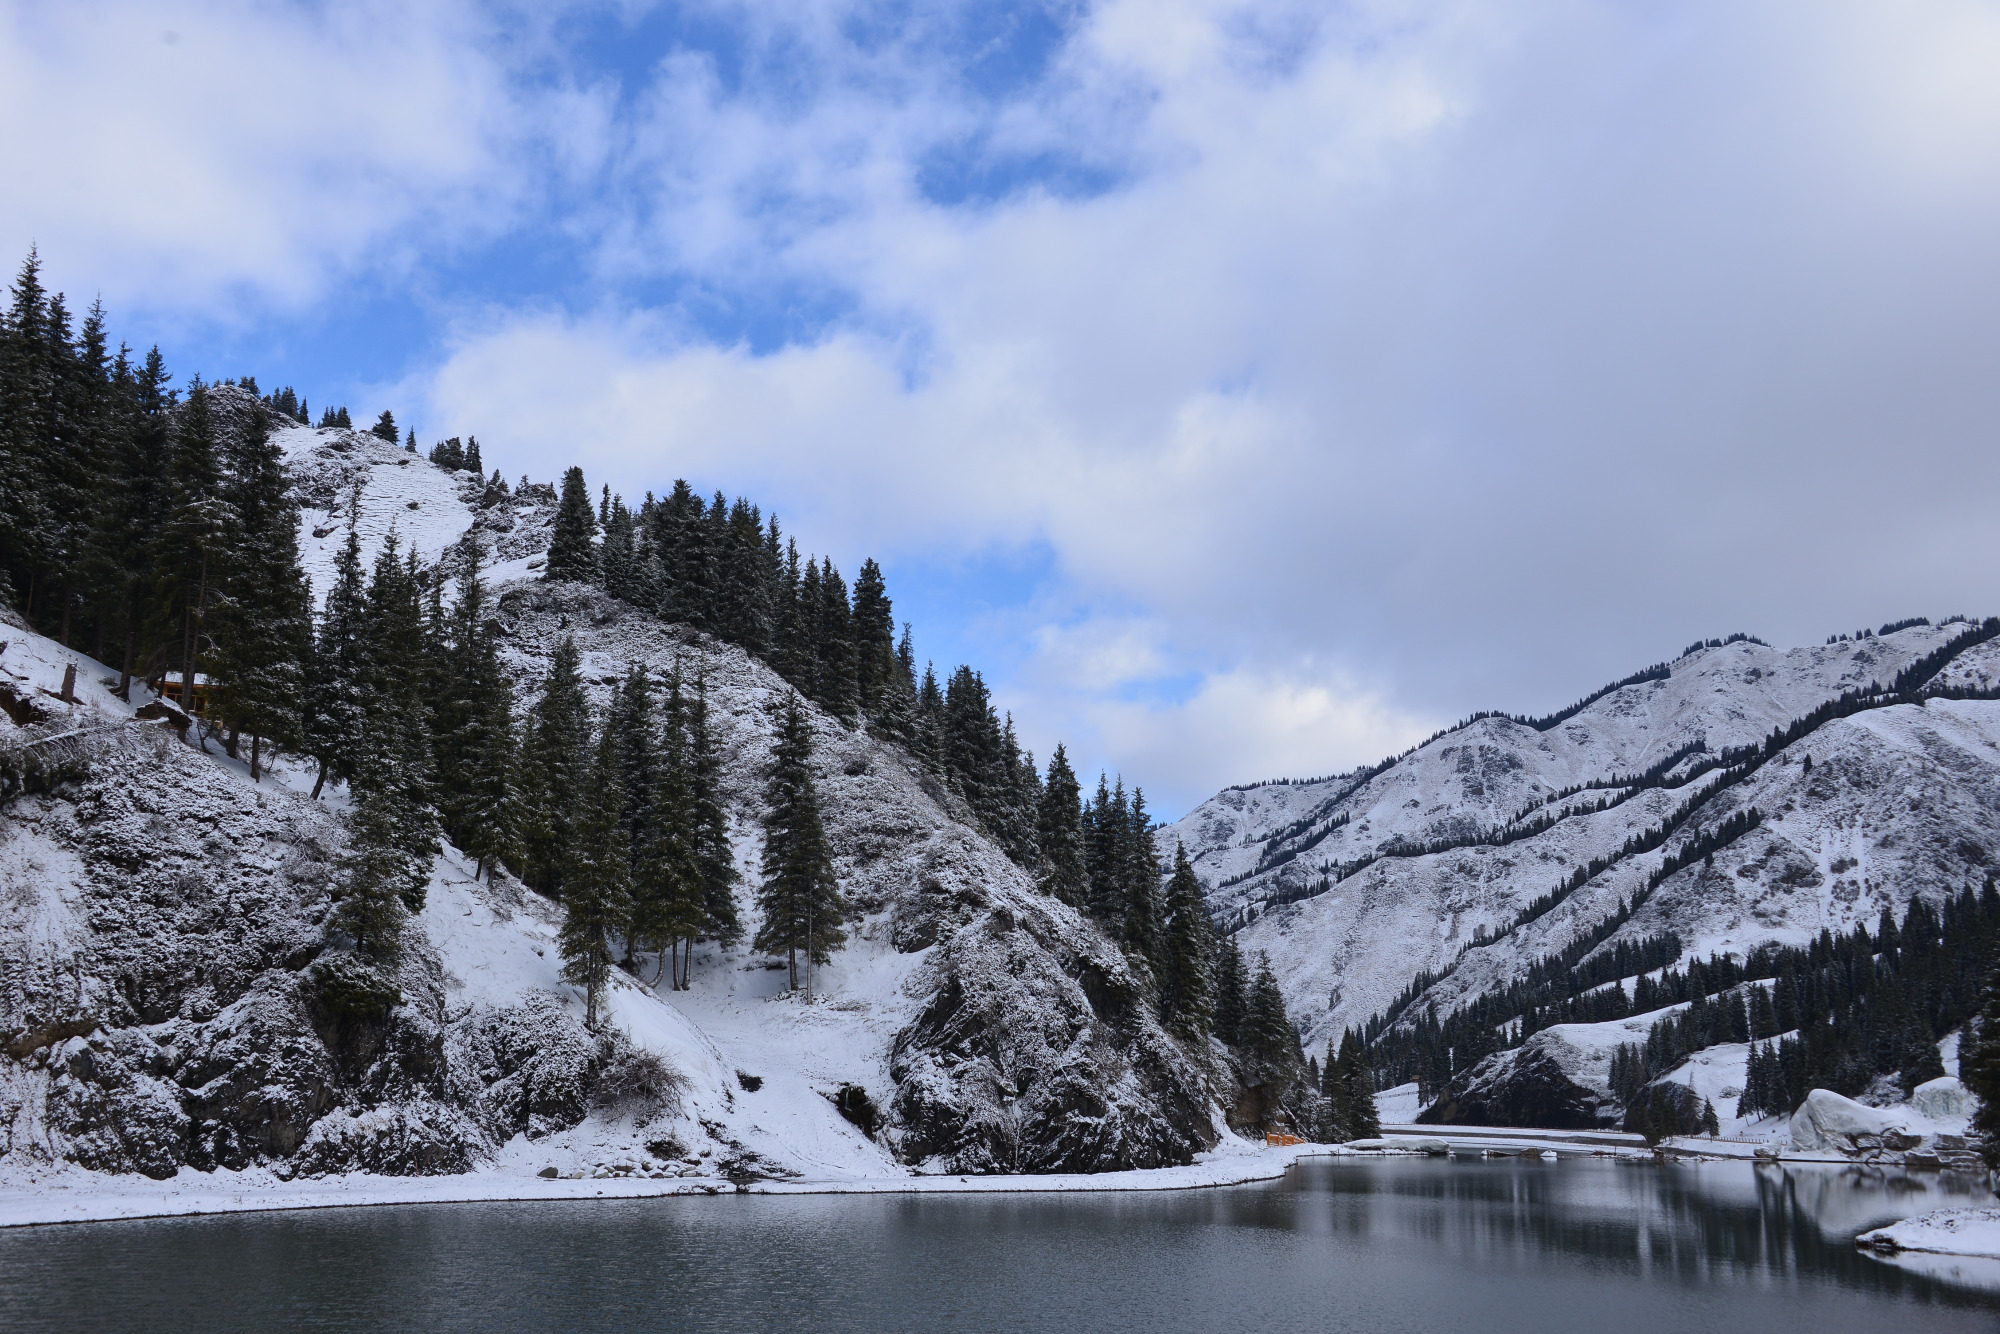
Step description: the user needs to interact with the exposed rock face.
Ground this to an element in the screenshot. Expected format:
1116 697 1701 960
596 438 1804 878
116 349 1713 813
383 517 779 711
0 727 664 1179
492 582 1225 1174
1416 1034 1617 1130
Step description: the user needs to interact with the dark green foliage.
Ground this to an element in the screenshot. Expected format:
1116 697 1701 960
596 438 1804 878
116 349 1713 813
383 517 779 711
306 522 368 798
560 716 632 1029
1036 744 1088 907
352 533 439 910
332 781 426 963
431 536 516 878
1242 954 1303 1109
210 403 311 778
686 671 740 951
1963 962 2000 1167
1158 843 1214 1039
1212 933 1248 1047
545 466 599 583
753 694 846 991
622 665 705 988
371 410 397 442
516 636 592 897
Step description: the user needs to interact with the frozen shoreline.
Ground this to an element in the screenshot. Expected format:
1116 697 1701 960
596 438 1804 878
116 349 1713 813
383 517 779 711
0 1144 1326 1229
1858 1207 2000 1260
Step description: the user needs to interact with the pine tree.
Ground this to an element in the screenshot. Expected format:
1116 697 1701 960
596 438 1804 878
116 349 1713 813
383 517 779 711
544 465 599 583
1036 744 1088 907
1338 1030 1381 1138
305 518 368 798
1700 1096 1721 1138
432 536 515 877
371 409 398 443
753 694 846 992
211 402 311 779
1159 842 1214 1039
560 716 631 1029
515 635 591 897
150 378 229 733
1213 933 1248 1046
1965 964 2000 1168
354 533 439 910
626 664 705 988
1244 954 1302 1111
1123 788 1164 970
687 670 741 952
333 781 425 964
851 557 895 713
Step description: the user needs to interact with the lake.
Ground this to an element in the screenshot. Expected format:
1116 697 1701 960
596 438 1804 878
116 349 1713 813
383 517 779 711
1 1158 1994 1332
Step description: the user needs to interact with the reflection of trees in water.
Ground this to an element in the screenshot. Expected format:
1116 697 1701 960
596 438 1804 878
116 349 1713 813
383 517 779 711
1280 1159 1996 1306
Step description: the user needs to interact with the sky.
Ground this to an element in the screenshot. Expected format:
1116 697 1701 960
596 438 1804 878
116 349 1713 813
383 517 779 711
6 0 2000 817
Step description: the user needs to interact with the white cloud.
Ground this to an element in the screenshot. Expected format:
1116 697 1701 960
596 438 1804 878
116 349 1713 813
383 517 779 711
0 0 530 313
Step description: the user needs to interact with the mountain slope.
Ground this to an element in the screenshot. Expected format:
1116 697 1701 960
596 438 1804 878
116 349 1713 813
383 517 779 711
1161 625 2000 1060
0 429 1227 1186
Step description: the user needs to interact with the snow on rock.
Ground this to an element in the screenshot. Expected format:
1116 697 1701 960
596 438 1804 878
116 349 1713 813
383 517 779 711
1860 1208 2000 1260
1 443 1230 1191
1789 1089 1923 1154
1914 1076 1970 1121
1161 625 2000 1054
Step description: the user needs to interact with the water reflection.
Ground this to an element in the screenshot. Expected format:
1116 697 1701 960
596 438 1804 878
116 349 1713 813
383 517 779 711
0 1159 1992 1334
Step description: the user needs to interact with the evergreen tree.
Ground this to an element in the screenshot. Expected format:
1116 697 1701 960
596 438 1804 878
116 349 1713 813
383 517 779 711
431 536 516 877
150 378 229 730
354 533 439 909
333 781 425 964
1123 788 1164 970
1213 933 1248 1046
1966 964 2000 1168
851 557 895 713
211 402 311 779
306 520 369 798
1159 842 1214 1039
560 716 631 1029
753 694 846 992
1244 954 1303 1111
371 409 397 442
1037 743 1088 907
627 664 705 988
545 465 600 583
515 635 592 897
1338 1030 1381 1138
687 670 741 951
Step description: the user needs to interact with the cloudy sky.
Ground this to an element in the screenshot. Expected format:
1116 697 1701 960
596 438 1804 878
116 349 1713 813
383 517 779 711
7 0 2000 814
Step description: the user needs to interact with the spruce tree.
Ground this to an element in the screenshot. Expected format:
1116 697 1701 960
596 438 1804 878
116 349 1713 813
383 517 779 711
753 694 846 992
515 635 592 897
333 781 425 964
628 664 705 988
851 556 895 713
150 377 228 730
1213 933 1248 1046
1245 954 1302 1110
1965 964 2000 1168
1037 744 1088 907
544 465 600 583
1159 842 1215 1039
560 716 631 1029
432 536 515 877
211 403 311 779
354 534 439 909
371 409 397 442
1123 788 1164 970
687 670 741 951
1338 1030 1381 1137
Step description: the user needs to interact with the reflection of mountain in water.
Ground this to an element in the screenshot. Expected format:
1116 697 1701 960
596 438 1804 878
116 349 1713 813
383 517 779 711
1285 1158 1996 1298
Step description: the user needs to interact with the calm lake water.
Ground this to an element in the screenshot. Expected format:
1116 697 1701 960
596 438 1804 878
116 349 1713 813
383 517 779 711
2 1159 1995 1332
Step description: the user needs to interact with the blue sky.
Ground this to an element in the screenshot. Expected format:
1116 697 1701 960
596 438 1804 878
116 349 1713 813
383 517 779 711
8 0 2000 816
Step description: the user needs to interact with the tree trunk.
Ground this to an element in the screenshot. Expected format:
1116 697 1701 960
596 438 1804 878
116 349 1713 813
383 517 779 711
788 946 798 992
310 759 328 800
250 734 262 783
57 574 70 648
117 614 136 701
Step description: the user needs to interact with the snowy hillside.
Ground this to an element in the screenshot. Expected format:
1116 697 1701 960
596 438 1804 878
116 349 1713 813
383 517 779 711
1 437 1228 1190
1160 625 2000 1063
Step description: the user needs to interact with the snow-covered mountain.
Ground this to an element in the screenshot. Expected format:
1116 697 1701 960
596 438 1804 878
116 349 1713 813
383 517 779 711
0 420 1227 1187
1160 626 2000 1058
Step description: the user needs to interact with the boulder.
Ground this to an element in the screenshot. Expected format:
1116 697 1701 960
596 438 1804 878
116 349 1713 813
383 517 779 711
1788 1089 1921 1155
1418 1033 1618 1129
1912 1076 1969 1121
